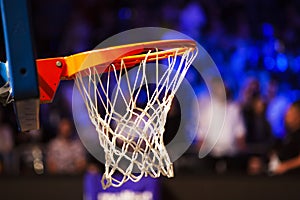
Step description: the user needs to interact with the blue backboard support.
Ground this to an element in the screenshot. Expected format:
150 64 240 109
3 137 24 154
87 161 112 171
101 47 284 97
1 0 40 131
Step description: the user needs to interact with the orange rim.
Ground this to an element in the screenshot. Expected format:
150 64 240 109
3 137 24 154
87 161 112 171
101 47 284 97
36 39 196 103
63 39 196 77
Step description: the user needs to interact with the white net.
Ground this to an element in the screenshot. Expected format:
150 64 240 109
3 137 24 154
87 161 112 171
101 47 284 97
74 45 197 189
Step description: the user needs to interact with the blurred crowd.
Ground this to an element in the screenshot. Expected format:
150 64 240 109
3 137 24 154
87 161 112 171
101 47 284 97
181 79 300 176
0 0 300 177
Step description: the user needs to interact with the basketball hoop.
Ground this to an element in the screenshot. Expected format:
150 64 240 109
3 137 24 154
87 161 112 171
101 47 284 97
0 38 197 188
73 39 197 188
0 0 204 188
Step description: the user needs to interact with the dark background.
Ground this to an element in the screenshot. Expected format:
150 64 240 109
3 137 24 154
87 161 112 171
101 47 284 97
1 0 300 199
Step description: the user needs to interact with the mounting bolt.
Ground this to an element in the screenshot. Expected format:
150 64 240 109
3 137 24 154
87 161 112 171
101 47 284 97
56 61 62 68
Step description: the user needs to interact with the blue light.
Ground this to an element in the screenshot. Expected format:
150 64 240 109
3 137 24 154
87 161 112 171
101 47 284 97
276 53 288 72
262 23 274 38
264 56 275 70
118 7 132 20
137 89 147 105
291 56 300 72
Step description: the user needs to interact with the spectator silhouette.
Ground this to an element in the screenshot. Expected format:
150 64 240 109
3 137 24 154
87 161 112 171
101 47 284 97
270 100 300 175
46 118 86 174
0 107 14 174
246 97 273 175
196 81 246 173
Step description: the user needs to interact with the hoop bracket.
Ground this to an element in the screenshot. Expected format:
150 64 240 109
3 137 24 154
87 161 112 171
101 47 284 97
36 58 65 103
